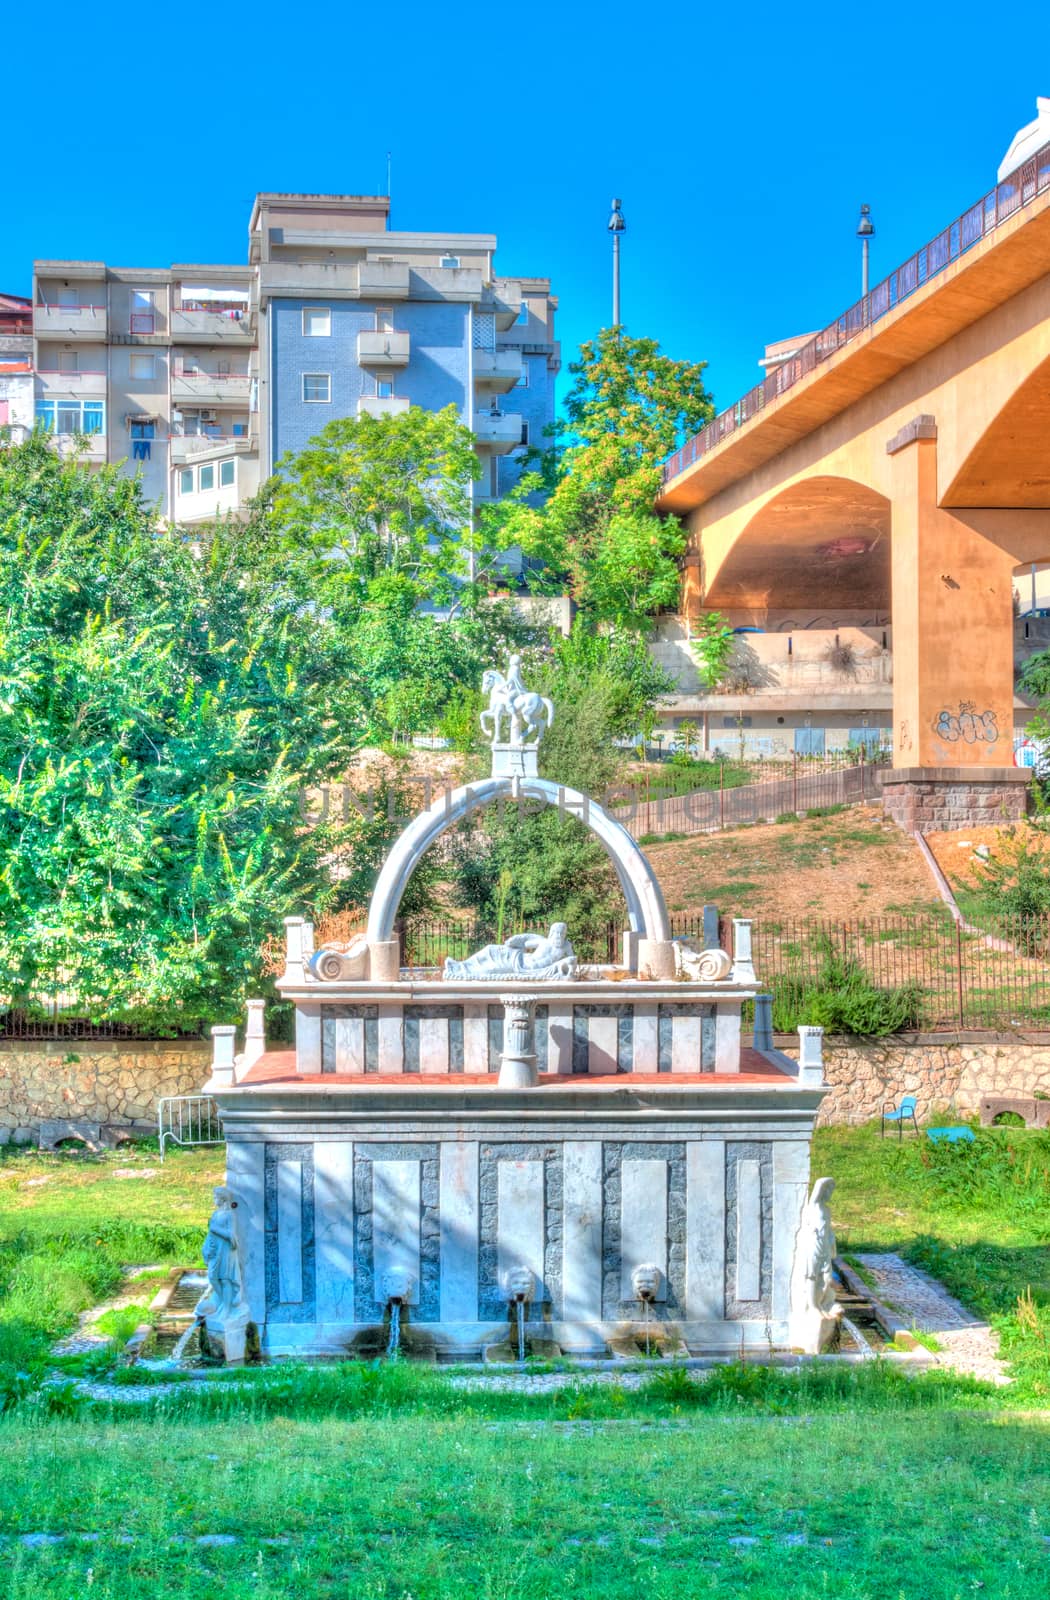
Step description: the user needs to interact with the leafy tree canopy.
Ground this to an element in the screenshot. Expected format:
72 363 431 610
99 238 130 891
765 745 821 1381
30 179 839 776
0 436 360 1031
491 329 714 630
254 407 533 742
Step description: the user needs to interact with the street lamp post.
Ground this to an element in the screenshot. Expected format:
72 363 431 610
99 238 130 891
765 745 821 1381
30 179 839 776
608 197 626 327
857 204 875 297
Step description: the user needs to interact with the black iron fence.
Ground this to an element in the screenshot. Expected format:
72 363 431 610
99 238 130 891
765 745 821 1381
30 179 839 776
400 911 1050 1034
615 755 878 839
0 1005 200 1043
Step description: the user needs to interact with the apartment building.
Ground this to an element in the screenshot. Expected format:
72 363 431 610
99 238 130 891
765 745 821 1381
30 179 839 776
0 292 34 441
26 193 558 534
251 193 558 517
30 262 259 524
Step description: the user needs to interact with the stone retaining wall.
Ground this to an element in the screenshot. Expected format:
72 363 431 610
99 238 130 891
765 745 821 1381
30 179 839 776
878 766 1029 835
0 1039 211 1144
778 1035 1050 1125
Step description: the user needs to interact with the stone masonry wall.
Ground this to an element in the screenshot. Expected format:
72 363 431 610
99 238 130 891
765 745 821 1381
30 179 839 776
0 1039 211 1144
879 768 1028 835
779 1036 1050 1125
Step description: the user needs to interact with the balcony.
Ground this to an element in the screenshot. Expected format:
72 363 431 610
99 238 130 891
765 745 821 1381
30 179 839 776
357 396 411 419
35 370 107 398
170 433 257 466
483 281 523 331
260 261 411 300
411 266 484 303
34 304 107 339
472 411 522 453
357 329 410 368
171 370 253 405
171 308 254 343
50 432 107 464
473 348 522 393
359 261 411 298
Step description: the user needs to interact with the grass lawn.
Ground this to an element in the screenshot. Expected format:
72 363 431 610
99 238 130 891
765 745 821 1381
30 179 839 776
2 1408 1049 1598
2 1130 1050 1596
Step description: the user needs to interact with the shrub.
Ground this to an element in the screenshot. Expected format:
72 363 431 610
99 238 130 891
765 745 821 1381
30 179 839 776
771 940 925 1037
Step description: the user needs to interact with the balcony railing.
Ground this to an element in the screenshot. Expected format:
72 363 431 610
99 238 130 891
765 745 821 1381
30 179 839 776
171 370 253 403
34 305 107 338
171 307 254 342
662 136 1050 485
35 370 108 396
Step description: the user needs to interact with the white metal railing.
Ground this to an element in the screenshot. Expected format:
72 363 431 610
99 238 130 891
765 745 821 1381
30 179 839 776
158 1095 223 1159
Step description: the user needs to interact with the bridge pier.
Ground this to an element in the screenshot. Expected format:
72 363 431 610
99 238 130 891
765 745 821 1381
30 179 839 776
885 424 1028 831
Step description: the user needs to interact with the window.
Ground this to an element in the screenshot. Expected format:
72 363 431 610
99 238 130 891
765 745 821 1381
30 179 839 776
440 255 460 269
179 469 194 495
302 372 331 403
58 287 79 308
515 300 529 326
36 398 104 434
723 716 753 728
219 459 235 487
130 290 155 335
519 422 529 447
516 360 529 388
199 464 214 491
375 307 394 333
376 377 394 399
130 420 154 461
58 351 79 374
129 353 154 380
302 306 331 337
232 421 247 437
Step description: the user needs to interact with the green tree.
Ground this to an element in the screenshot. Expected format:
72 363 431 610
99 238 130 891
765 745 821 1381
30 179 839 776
254 407 533 742
0 436 360 1032
691 611 736 689
494 329 714 629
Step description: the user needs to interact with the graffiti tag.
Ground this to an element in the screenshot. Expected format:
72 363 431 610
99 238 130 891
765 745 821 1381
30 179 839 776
933 702 999 745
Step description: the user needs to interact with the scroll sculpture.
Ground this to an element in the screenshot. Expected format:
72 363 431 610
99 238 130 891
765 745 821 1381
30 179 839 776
195 1185 252 1364
444 923 577 982
789 1176 842 1353
672 940 733 982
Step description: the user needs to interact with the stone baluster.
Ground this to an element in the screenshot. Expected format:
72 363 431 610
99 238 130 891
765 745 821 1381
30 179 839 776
498 996 538 1088
798 1024 825 1086
752 994 774 1052
210 1025 237 1087
731 918 756 985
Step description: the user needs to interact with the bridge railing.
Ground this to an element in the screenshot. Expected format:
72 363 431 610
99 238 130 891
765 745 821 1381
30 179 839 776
663 138 1050 485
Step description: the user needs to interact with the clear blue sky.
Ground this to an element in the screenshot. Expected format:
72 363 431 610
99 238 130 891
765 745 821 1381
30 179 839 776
6 0 1050 416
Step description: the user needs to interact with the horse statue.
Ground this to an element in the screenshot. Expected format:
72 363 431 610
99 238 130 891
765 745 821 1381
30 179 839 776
480 656 554 746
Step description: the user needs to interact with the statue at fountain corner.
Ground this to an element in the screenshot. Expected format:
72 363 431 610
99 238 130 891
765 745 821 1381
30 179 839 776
195 1185 252 1362
789 1176 842 1353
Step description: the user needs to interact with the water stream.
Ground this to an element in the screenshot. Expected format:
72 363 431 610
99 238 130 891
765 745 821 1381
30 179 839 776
387 1300 402 1359
840 1313 875 1357
515 1298 526 1363
640 1297 652 1358
170 1318 202 1363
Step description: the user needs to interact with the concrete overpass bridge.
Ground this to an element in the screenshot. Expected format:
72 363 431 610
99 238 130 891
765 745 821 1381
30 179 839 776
657 136 1050 825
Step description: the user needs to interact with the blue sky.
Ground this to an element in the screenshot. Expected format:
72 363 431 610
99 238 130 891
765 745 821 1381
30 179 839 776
6 0 1050 417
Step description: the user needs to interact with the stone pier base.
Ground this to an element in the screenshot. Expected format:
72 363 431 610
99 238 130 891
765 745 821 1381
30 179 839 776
879 766 1029 835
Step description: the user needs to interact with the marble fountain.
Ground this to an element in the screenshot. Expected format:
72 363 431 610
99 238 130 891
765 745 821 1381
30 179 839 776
194 659 841 1364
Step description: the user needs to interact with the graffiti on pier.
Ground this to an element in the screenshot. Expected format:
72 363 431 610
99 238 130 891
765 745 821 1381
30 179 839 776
933 703 999 745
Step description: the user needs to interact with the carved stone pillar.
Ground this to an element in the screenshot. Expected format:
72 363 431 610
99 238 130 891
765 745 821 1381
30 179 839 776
498 996 538 1088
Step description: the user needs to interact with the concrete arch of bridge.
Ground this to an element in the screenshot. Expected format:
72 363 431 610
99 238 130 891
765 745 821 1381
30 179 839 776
700 474 892 612
943 351 1050 510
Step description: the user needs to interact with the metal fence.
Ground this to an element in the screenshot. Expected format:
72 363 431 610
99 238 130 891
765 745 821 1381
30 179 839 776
616 757 878 839
0 1006 198 1042
400 911 1050 1033
158 1095 223 1160
748 915 1050 1033
663 136 1050 483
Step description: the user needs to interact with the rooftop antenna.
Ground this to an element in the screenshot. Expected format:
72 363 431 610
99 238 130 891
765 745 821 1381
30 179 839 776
386 151 392 199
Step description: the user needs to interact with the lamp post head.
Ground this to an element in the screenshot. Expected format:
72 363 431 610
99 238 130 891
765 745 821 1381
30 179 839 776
608 197 626 234
856 203 875 238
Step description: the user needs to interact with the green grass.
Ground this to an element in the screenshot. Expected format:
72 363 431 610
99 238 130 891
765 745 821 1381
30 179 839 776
1 1137 1050 1593
1 1407 1048 1597
820 1124 1050 1399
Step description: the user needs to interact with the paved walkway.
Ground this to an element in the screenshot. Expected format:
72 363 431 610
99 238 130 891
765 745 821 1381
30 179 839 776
853 1252 1010 1386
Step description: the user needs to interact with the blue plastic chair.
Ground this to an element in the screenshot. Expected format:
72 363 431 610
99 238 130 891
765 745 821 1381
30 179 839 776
881 1094 919 1140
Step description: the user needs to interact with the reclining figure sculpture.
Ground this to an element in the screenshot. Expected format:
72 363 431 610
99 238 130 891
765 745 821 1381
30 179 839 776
444 922 577 982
